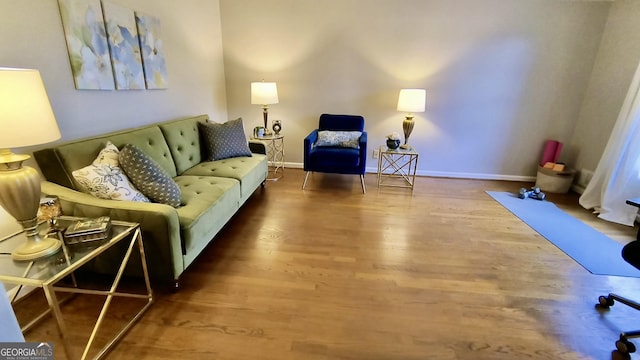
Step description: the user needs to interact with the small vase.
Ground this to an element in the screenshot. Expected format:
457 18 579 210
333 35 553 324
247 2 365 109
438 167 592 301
387 139 400 150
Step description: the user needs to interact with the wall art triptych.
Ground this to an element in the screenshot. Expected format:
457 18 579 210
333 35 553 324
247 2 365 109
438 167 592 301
58 0 168 90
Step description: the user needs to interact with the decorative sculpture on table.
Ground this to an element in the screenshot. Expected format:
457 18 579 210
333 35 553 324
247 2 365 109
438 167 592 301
272 120 282 135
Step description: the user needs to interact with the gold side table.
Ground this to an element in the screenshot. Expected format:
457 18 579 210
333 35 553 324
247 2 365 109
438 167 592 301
251 133 285 181
377 145 419 190
0 216 153 360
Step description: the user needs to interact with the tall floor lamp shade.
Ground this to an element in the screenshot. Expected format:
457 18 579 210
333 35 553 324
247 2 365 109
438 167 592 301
397 89 426 149
0 68 62 261
251 81 278 134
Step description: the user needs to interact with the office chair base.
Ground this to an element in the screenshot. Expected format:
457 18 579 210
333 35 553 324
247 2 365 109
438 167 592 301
597 293 640 354
598 293 640 311
616 335 637 354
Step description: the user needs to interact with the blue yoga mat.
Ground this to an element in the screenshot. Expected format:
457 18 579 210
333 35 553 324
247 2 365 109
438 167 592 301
486 191 640 277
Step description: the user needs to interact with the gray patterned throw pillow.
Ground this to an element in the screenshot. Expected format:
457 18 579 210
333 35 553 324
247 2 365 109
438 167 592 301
119 144 182 207
316 130 362 149
198 118 252 161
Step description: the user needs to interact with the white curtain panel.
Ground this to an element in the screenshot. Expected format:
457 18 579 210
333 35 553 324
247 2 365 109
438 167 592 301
580 59 640 226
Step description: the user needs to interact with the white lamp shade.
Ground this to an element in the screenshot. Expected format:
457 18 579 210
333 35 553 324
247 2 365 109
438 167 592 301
251 82 279 105
0 68 61 149
397 89 426 113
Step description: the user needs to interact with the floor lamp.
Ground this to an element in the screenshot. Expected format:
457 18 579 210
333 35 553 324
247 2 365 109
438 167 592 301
251 81 279 135
397 89 426 149
0 68 62 261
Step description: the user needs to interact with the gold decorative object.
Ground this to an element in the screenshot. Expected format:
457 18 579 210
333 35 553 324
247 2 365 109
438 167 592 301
38 196 62 223
272 120 282 135
0 68 62 261
396 89 426 149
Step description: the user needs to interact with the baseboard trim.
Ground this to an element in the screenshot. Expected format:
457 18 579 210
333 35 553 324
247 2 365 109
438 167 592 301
284 162 536 182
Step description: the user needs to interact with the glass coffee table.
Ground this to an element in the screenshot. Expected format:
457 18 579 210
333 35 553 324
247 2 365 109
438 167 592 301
377 145 419 190
0 216 153 360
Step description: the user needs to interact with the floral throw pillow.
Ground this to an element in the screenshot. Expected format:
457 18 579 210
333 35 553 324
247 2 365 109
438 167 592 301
92 141 119 166
72 142 150 202
316 130 362 149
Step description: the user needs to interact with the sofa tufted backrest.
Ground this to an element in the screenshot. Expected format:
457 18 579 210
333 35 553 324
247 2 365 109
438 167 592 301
158 115 206 175
34 118 201 191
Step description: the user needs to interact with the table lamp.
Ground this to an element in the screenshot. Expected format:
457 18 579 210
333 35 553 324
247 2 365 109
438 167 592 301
0 68 62 261
397 88 426 149
251 81 278 134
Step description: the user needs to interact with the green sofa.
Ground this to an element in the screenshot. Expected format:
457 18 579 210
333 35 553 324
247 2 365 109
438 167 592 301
34 114 268 288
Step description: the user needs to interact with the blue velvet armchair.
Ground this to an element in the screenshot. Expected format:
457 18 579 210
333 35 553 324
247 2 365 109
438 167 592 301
302 114 368 193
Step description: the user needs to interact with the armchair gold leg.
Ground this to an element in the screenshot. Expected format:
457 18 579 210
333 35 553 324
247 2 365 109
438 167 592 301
302 171 311 190
360 175 366 194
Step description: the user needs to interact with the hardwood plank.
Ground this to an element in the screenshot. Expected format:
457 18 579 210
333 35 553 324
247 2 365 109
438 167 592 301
15 170 640 359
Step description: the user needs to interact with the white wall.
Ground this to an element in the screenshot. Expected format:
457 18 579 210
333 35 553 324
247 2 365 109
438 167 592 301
1 0 227 140
569 0 640 174
220 0 611 179
0 1 226 243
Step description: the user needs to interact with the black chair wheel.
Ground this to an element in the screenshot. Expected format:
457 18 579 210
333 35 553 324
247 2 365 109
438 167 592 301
616 339 637 354
598 295 614 308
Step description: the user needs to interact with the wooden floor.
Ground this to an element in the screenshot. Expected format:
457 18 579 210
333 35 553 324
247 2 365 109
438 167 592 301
15 169 640 360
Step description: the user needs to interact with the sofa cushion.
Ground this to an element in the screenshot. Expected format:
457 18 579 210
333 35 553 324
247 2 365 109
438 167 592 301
309 146 361 168
198 118 252 161
174 175 240 258
71 142 150 202
181 154 267 201
316 130 362 149
120 144 182 207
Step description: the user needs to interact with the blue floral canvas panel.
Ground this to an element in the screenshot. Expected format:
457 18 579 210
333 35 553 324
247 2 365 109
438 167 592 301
58 0 115 90
135 12 168 89
102 1 145 90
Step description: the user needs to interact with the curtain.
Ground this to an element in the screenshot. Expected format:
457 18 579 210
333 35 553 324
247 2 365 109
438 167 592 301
579 59 640 226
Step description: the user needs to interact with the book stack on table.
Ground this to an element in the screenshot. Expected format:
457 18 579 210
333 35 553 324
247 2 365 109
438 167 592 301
63 216 112 245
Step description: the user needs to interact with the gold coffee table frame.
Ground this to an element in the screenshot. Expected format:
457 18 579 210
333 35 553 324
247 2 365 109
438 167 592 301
0 216 153 360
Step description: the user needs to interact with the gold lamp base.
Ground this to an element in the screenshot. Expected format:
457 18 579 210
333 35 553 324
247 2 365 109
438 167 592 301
401 115 415 149
12 234 61 261
0 150 62 261
262 105 272 135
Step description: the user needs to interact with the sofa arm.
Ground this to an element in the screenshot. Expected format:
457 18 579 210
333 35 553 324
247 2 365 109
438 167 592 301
303 130 319 171
248 140 267 155
359 131 368 173
40 181 183 284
